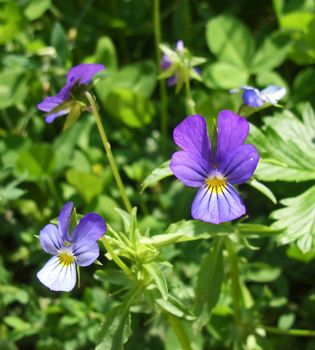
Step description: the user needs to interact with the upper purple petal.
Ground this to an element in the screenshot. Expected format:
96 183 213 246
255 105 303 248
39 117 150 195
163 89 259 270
191 183 245 224
173 115 212 161
242 89 265 107
176 40 184 52
71 213 106 243
219 145 260 185
39 224 63 255
72 240 100 267
215 110 249 163
170 151 212 187
66 63 105 86
58 202 74 241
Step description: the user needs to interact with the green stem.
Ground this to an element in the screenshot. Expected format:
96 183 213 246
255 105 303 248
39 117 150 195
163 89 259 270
184 76 196 114
153 0 168 156
224 236 242 324
85 92 132 214
46 176 61 210
101 235 133 278
168 314 192 350
258 325 315 337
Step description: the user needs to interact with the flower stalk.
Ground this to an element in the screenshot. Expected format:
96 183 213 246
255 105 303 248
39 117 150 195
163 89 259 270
224 236 242 324
100 235 133 278
153 0 168 155
85 91 132 214
184 74 196 115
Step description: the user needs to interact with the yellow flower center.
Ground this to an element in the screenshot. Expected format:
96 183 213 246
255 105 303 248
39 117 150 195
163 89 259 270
205 176 227 194
58 250 75 266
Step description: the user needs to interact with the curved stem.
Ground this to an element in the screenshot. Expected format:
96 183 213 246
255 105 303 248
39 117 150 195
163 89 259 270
101 235 133 278
258 325 315 337
85 92 132 214
224 236 242 324
167 314 192 350
184 76 196 115
153 0 168 155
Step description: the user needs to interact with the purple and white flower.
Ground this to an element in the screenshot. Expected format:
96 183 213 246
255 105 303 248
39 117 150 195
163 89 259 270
170 110 259 224
231 85 286 108
38 63 104 123
37 202 106 292
160 40 201 87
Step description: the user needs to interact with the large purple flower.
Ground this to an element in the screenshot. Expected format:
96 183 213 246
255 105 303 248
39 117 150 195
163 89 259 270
37 202 106 292
170 111 259 224
37 63 104 123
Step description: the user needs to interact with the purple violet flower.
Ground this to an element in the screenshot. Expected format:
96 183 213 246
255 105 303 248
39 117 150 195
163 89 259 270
37 202 106 292
231 85 286 108
170 111 259 224
160 40 200 87
37 63 104 123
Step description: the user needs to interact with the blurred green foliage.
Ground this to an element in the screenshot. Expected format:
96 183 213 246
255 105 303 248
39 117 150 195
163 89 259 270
1 0 315 349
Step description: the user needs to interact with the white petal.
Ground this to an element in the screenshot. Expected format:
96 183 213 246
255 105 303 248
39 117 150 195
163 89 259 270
37 256 76 292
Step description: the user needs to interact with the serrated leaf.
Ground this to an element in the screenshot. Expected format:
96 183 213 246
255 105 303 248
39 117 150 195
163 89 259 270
248 105 315 182
140 161 172 193
271 185 315 253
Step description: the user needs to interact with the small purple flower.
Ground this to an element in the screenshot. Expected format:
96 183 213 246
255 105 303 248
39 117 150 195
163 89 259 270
38 63 104 123
37 202 106 292
231 85 286 108
170 111 259 224
160 40 200 87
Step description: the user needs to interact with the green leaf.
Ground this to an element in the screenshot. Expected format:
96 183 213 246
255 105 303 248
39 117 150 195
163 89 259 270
292 67 315 103
202 62 249 89
0 69 28 109
165 220 234 242
52 118 85 174
140 160 172 193
65 170 104 203
105 88 155 128
96 305 131 350
248 105 315 182
24 0 51 21
144 262 168 300
248 179 277 204
194 238 224 330
0 3 22 45
206 15 255 68
95 36 118 71
51 22 70 66
15 144 56 181
237 224 283 237
110 60 157 98
256 70 288 89
245 262 281 282
271 185 315 253
250 32 291 73
156 298 184 318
